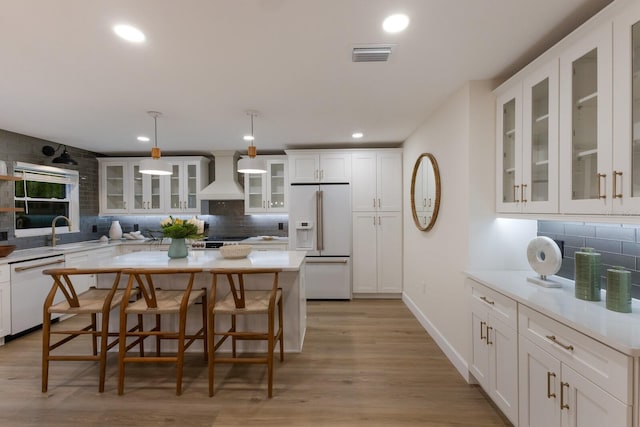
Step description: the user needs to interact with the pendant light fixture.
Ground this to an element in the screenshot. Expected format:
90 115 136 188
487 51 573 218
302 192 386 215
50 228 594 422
139 111 173 176
237 111 267 174
42 144 79 165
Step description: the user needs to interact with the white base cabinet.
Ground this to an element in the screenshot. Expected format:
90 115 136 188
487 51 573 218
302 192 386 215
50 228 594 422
0 265 10 342
469 281 519 425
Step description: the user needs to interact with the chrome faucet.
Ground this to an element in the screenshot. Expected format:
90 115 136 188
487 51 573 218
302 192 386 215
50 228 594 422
51 215 71 248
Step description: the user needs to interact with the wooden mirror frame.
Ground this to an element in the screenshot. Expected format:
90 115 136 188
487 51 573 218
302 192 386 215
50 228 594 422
410 153 441 231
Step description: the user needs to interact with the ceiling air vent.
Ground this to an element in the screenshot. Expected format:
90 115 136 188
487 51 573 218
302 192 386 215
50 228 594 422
352 45 393 62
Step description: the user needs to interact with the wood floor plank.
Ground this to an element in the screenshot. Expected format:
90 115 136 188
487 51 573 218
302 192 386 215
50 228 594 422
0 300 510 426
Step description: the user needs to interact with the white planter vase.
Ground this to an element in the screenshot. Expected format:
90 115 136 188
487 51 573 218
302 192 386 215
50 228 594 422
109 220 123 240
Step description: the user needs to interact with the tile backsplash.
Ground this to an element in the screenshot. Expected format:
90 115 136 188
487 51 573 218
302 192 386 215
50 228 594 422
538 220 640 298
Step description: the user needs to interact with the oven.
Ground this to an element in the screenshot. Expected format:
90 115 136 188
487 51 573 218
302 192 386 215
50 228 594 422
190 236 250 250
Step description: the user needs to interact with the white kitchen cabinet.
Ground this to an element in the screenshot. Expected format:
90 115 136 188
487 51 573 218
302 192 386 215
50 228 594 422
286 150 351 183
351 150 402 212
99 160 130 214
518 305 631 427
64 246 118 294
99 157 208 215
611 3 640 214
0 265 10 342
131 163 165 213
244 156 288 213
469 282 518 425
559 21 613 214
352 211 402 294
495 58 559 214
166 157 209 214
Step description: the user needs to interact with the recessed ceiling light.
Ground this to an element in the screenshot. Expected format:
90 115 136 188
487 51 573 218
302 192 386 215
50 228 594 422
137 136 150 142
352 132 364 139
243 135 255 141
383 14 409 33
114 24 146 43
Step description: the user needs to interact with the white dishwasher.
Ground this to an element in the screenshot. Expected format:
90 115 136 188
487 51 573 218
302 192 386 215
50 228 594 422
9 254 65 335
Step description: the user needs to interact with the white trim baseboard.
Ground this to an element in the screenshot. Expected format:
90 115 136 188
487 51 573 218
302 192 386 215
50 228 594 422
402 292 470 382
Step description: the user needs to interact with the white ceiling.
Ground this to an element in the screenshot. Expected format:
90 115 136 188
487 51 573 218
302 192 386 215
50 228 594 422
0 0 613 156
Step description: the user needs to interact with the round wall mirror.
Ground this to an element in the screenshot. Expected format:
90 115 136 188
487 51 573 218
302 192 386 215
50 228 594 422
410 153 441 231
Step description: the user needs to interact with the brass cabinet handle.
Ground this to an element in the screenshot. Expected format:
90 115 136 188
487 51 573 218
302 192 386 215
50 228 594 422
597 173 607 199
613 170 623 198
373 198 376 208
378 198 381 208
560 382 570 410
13 258 64 272
545 335 574 351
513 184 520 202
480 321 486 341
547 372 556 398
521 184 528 203
486 326 493 345
480 296 495 305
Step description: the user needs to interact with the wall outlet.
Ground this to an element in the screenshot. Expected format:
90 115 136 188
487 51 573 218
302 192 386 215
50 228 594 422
91 225 97 233
0 231 7 241
133 224 139 232
278 222 284 230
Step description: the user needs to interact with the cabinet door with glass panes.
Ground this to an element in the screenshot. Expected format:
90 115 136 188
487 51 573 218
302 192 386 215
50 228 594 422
244 157 287 214
559 24 612 214
167 159 206 214
99 160 129 214
496 84 523 213
521 59 559 213
130 163 164 214
612 3 640 214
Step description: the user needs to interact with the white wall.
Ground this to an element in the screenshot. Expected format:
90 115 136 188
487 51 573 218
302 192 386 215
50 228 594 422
402 80 536 380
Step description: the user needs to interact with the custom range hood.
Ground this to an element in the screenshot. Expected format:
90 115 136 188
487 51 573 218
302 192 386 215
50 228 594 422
197 151 245 200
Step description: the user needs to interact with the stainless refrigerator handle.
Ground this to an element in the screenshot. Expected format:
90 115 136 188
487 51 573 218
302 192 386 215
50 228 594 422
317 190 324 251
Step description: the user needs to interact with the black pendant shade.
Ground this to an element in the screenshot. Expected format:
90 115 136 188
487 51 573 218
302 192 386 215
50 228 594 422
42 145 78 165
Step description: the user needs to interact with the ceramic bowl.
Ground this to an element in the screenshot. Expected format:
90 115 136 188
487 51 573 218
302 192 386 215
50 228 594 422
220 244 252 259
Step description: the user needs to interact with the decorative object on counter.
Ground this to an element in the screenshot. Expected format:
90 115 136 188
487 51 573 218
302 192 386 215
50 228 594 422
99 235 109 243
526 236 562 287
220 244 252 259
237 110 266 174
574 247 601 301
606 266 632 313
167 238 188 259
109 220 123 240
139 111 172 176
410 153 441 232
160 216 204 259
0 244 16 257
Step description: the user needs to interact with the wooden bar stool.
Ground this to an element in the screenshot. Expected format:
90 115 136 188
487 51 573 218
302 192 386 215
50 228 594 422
41 267 135 393
208 268 284 398
117 268 207 396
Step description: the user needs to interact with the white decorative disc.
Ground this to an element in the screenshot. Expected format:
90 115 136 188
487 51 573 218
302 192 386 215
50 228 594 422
527 236 562 277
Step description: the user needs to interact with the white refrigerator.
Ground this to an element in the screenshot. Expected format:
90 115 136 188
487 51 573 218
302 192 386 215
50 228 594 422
288 183 352 299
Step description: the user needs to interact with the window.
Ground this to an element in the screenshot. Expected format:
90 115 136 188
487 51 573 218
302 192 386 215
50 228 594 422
13 161 79 237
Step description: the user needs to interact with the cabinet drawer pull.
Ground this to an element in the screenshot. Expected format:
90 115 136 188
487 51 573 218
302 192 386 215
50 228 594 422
613 170 623 199
545 335 574 351
513 184 520 203
373 198 376 208
521 184 527 203
560 381 570 410
479 296 495 305
547 372 556 399
486 326 493 345
597 173 607 199
480 321 486 341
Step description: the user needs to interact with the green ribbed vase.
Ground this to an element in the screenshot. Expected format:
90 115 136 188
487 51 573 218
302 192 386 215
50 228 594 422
606 266 631 313
574 247 601 301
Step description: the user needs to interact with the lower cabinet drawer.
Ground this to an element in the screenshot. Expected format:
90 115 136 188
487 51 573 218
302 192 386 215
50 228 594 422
469 280 517 330
518 304 631 404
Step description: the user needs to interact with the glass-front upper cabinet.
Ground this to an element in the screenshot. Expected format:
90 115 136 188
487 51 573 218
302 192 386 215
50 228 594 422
130 164 164 213
612 3 640 214
99 160 129 214
522 60 559 213
168 160 202 213
244 157 288 214
559 24 612 214
496 85 522 213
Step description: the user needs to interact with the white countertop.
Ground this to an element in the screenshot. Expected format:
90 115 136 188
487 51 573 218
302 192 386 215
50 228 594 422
241 236 288 245
75 249 305 271
467 269 640 356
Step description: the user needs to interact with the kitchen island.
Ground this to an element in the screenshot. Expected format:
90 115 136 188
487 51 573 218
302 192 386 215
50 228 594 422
86 250 307 353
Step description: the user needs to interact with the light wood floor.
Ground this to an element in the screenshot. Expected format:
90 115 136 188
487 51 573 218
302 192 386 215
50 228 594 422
0 300 510 426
